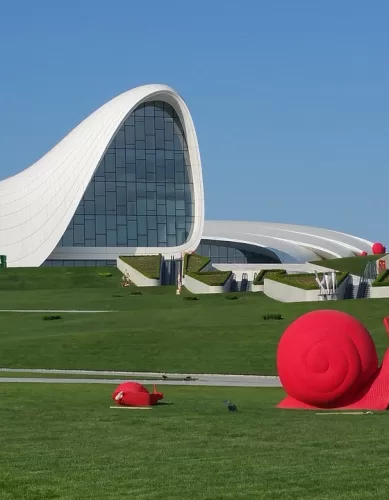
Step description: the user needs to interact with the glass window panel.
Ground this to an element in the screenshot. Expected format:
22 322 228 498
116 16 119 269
147 215 157 230
84 183 94 201
116 168 126 182
158 224 167 243
105 154 115 172
135 121 145 141
85 239 96 247
117 226 127 245
137 217 147 235
125 126 135 146
126 149 135 163
74 226 84 245
96 215 106 234
137 198 147 215
154 102 164 116
148 230 157 247
127 183 136 200
166 160 175 180
127 221 137 239
146 153 155 172
125 114 134 126
166 199 175 215
116 149 125 168
84 201 95 215
155 150 165 167
176 216 186 229
137 183 146 198
155 130 164 149
106 192 116 211
95 181 105 195
145 117 154 135
96 233 106 246
74 214 84 225
145 136 155 149
167 235 176 247
176 229 186 245
106 182 116 192
95 196 106 215
144 104 154 117
136 148 146 160
117 215 126 225
107 230 117 246
138 235 148 246
127 202 137 216
62 229 73 246
106 172 116 182
164 121 174 141
146 171 156 182
106 215 116 230
157 204 166 216
116 130 125 148
135 104 144 117
85 219 95 239
136 160 146 179
117 186 126 206
167 216 175 235
155 117 164 130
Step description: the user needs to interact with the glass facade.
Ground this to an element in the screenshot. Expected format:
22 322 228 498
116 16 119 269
58 101 194 250
42 260 116 267
196 240 281 264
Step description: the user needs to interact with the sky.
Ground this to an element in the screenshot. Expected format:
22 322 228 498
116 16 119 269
0 0 388 243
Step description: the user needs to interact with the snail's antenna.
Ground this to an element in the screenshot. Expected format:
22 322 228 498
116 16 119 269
383 317 389 336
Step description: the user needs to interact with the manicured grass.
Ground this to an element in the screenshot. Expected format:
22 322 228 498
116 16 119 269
0 383 389 500
0 266 122 290
1 290 389 374
311 255 383 276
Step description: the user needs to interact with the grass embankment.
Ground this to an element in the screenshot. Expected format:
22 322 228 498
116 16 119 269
1 288 389 374
310 254 384 276
185 253 232 286
120 255 161 279
0 384 388 500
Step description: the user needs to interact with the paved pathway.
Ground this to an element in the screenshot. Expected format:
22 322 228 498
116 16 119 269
0 368 281 387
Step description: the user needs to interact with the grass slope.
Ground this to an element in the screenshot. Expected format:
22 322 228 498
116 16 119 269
0 267 122 290
1 384 389 500
1 290 389 374
311 255 383 276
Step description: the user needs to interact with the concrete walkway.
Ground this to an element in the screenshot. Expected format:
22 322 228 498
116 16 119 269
0 368 282 388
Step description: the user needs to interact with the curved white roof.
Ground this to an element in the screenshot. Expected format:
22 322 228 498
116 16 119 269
203 220 374 263
0 84 204 267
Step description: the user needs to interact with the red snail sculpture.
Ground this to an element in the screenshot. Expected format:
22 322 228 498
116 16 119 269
277 310 389 411
112 381 164 407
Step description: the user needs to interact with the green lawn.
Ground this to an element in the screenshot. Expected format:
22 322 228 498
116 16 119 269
311 255 383 276
0 384 389 500
1 290 389 374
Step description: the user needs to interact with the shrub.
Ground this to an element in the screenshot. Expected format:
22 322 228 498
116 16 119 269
372 270 389 287
225 295 239 300
262 313 283 320
183 296 199 301
112 294 124 298
98 272 112 277
130 291 142 296
43 315 62 321
120 255 161 280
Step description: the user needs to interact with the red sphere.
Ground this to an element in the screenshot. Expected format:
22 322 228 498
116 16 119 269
277 310 378 406
360 251 368 257
372 242 386 255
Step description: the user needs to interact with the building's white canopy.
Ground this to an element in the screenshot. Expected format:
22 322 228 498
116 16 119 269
0 84 204 267
203 220 374 263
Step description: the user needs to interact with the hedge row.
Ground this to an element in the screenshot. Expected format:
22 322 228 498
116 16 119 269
184 253 231 287
120 255 161 280
372 269 389 287
261 270 349 290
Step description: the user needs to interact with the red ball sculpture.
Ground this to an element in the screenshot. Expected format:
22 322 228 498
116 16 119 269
112 381 164 407
277 310 389 410
372 242 386 255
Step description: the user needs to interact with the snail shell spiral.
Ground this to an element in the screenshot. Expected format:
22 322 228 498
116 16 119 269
277 310 378 406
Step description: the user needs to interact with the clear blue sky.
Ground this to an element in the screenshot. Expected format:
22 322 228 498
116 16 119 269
0 1 387 243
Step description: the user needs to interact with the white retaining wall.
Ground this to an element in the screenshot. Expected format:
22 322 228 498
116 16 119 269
263 275 350 303
369 286 389 299
117 257 160 287
183 273 232 294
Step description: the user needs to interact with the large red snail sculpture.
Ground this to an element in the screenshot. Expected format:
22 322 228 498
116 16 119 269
277 310 389 411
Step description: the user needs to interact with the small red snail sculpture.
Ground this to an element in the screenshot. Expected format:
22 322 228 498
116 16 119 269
277 310 389 411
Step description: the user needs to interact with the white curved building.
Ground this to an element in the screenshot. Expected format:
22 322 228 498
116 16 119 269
0 84 374 268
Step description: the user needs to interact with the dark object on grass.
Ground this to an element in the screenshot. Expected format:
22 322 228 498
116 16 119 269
162 375 168 379
183 296 199 301
184 376 193 381
225 295 239 300
223 400 238 412
112 294 124 298
43 315 62 321
262 313 283 320
130 291 142 296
